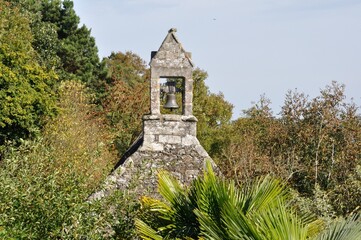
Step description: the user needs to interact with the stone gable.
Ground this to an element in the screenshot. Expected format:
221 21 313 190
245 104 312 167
90 28 215 200
150 28 193 70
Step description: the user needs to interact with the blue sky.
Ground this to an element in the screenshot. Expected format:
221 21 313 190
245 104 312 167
73 0 361 117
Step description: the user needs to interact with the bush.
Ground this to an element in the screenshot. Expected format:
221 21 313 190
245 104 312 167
0 80 140 239
0 140 140 239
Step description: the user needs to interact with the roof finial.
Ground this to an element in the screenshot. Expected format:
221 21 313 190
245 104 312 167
169 28 177 33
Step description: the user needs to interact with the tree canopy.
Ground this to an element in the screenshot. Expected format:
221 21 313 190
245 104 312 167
0 0 360 238
0 0 57 144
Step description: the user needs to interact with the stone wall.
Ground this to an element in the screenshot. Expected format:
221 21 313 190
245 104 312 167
90 115 212 200
141 114 198 151
90 29 216 200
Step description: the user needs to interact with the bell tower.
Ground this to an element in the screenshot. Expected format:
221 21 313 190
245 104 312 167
141 28 199 152
149 28 194 116
91 28 213 199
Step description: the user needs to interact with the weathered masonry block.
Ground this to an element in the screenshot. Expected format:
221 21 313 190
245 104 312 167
141 114 198 151
91 28 214 199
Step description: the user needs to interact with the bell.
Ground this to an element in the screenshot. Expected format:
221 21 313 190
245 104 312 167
163 80 179 110
164 93 179 110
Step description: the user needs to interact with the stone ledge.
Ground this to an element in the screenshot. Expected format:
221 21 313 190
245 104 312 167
181 115 197 122
162 114 182 121
143 114 198 122
143 114 161 120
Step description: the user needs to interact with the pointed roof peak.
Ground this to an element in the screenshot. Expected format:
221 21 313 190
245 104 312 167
168 28 177 33
150 28 193 69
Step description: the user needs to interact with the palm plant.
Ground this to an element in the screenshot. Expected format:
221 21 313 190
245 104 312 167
135 161 360 239
136 169 200 239
315 214 361 240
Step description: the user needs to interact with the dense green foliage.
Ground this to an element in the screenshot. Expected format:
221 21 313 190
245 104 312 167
136 162 361 240
217 82 361 216
0 81 138 239
0 0 57 144
13 0 105 85
0 0 360 238
0 139 139 238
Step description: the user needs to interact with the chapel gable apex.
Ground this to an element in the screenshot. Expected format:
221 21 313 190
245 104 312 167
150 28 194 71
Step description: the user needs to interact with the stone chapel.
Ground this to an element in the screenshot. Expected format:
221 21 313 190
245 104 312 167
91 28 213 199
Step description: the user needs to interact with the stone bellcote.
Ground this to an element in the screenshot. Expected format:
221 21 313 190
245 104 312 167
149 28 194 116
90 29 213 200
141 28 199 152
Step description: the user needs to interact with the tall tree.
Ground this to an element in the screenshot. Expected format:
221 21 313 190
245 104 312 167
102 51 150 155
0 0 57 144
41 0 104 84
11 0 61 69
13 0 104 86
219 82 361 216
192 69 234 156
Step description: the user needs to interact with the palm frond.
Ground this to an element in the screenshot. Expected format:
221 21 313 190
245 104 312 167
157 171 200 238
240 176 287 214
157 171 185 205
193 160 231 232
315 214 361 240
135 219 163 240
195 208 227 240
141 196 172 217
255 199 312 239
221 201 262 240
136 160 334 240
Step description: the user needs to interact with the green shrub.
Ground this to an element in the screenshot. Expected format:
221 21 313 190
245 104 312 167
0 80 140 239
136 161 361 240
0 139 140 239
136 161 321 239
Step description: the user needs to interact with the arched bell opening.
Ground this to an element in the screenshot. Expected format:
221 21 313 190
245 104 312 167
149 28 194 116
160 77 184 115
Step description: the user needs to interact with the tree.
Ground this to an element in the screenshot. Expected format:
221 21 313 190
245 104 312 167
0 0 57 144
14 0 104 86
217 95 283 184
102 51 150 155
43 80 116 188
220 82 360 217
192 69 234 156
0 80 138 239
41 0 104 84
11 0 61 69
